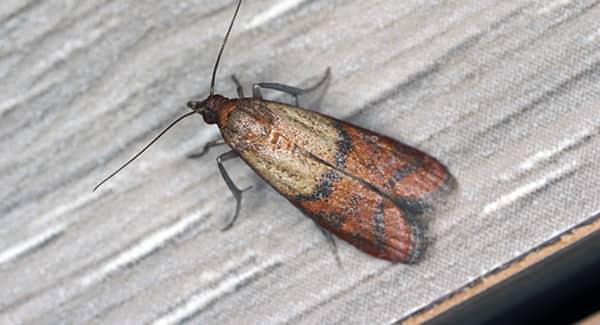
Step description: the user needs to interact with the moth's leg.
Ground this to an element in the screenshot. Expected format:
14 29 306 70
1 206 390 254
217 150 251 231
187 139 226 159
253 68 331 106
252 84 263 99
316 223 342 267
231 74 245 98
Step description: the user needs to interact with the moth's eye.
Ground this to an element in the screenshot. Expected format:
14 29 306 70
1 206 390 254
202 110 217 124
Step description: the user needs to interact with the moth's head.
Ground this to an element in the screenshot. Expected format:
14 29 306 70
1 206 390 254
187 94 229 124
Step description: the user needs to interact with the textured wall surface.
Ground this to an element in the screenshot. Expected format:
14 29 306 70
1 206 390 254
1 0 600 324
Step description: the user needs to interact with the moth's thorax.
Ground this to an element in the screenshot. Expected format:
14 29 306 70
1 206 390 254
219 99 277 150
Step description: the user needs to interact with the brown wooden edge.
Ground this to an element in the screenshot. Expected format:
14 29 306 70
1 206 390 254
399 210 600 324
578 309 600 325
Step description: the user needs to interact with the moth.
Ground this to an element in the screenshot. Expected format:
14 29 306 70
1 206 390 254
96 0 455 263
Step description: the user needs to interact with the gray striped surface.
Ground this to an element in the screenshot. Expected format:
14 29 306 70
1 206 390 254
1 0 600 323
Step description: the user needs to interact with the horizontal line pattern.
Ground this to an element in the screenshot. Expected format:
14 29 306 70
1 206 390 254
1 0 600 324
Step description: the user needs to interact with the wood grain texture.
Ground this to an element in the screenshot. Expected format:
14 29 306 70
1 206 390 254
1 0 600 323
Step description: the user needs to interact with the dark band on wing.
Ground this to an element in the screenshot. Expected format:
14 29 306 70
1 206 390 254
372 201 386 252
333 121 352 168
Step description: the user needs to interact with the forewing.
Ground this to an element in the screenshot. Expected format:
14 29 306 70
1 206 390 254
228 99 454 262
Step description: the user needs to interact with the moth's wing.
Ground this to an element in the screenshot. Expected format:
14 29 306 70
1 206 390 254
238 135 424 263
229 99 453 262
266 101 456 214
335 120 456 215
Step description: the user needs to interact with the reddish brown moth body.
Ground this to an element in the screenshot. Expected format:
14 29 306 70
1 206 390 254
198 96 453 263
95 0 455 263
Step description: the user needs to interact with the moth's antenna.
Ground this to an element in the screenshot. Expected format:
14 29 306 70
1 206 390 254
210 0 242 96
93 111 197 191
95 1 242 191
